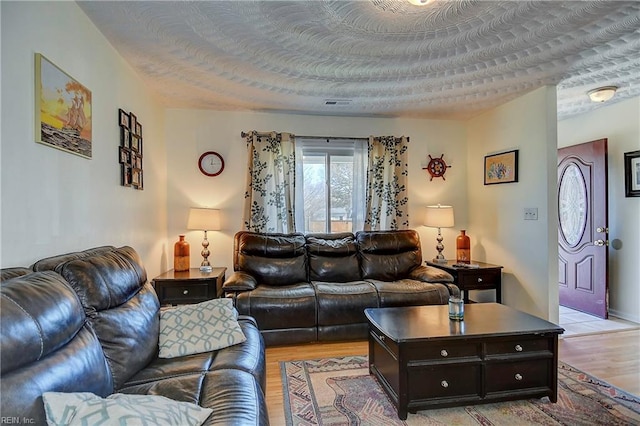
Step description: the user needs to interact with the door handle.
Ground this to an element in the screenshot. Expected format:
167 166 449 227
596 227 608 233
594 239 609 247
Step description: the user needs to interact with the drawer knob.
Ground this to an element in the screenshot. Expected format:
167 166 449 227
515 344 523 352
515 373 523 381
183 290 189 295
477 277 483 282
441 380 449 388
440 349 448 357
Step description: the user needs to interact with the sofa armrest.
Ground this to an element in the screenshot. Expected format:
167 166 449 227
223 271 258 292
408 265 454 283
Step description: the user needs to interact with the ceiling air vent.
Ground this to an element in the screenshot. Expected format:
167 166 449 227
324 99 352 106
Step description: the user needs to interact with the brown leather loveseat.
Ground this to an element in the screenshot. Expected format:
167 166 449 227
1 246 268 425
223 230 459 346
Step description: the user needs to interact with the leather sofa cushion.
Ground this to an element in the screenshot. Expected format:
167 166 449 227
235 283 316 330
0 267 32 281
58 247 160 390
370 279 450 307
235 232 307 285
31 245 116 272
313 281 378 325
1 328 115 425
125 317 266 393
0 272 112 424
59 246 148 310
118 370 268 426
357 230 422 280
1 271 85 372
307 233 360 282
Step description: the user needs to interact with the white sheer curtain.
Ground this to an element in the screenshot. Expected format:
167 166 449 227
294 137 367 233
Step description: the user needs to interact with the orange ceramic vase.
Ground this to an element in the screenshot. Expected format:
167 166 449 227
456 230 471 264
174 235 190 272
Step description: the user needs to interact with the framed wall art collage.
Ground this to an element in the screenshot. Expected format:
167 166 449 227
118 108 143 190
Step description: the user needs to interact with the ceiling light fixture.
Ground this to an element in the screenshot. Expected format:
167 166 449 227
407 0 433 6
587 86 617 103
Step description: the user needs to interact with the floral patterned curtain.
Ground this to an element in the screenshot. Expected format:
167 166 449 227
242 131 296 233
364 135 410 230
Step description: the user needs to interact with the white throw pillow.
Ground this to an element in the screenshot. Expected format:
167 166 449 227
42 392 212 426
159 298 246 358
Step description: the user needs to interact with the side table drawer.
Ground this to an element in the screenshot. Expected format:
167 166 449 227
458 270 500 289
485 359 551 392
159 283 210 302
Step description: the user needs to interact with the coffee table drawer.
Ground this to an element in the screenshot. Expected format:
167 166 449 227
408 364 481 399
485 337 551 355
408 341 480 361
485 360 550 392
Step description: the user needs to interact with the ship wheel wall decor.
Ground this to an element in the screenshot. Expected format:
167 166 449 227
423 154 451 180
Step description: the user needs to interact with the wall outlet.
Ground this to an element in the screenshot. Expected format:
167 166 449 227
524 208 538 220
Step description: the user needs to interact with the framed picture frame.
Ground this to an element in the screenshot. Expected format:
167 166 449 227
121 127 130 148
130 135 140 152
624 150 640 197
121 165 132 187
119 146 130 164
133 153 143 169
131 168 142 188
35 53 92 159
484 149 518 185
118 109 129 128
129 113 137 135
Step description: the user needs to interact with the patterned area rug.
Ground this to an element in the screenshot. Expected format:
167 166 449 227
281 355 640 425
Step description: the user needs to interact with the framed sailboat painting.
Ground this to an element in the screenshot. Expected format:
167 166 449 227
35 53 92 158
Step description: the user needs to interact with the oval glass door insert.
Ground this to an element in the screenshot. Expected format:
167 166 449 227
558 163 588 247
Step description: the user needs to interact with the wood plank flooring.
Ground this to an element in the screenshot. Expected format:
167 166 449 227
265 329 640 425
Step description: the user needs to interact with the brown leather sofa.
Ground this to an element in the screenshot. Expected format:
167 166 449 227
0 246 268 425
223 230 459 346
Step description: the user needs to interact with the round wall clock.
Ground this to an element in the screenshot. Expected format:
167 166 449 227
424 154 451 181
198 151 225 177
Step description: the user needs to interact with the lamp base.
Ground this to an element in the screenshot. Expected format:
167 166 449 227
432 257 448 264
199 265 213 273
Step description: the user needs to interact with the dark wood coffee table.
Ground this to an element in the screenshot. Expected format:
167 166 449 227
365 303 564 420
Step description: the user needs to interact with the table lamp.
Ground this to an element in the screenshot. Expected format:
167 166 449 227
187 208 221 272
424 204 454 264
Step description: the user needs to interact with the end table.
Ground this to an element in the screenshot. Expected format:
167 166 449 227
152 267 226 306
426 260 503 304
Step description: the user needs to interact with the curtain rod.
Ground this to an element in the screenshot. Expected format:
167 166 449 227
240 132 408 142
240 131 366 141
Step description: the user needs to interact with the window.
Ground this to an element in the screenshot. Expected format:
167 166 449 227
295 137 367 233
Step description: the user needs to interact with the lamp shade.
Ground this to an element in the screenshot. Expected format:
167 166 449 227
424 205 454 228
187 208 221 231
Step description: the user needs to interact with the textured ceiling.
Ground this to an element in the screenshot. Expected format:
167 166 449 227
78 0 640 120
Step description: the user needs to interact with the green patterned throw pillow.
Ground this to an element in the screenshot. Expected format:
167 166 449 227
42 392 212 426
159 298 246 358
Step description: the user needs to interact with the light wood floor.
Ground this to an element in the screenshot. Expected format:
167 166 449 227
265 329 640 425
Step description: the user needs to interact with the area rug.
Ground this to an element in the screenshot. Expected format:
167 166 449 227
281 355 640 425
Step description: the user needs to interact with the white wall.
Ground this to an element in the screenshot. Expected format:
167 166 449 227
0 2 168 277
466 87 559 322
558 96 640 323
165 110 468 273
